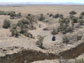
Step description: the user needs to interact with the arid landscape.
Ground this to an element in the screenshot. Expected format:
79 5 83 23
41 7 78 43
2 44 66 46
0 5 84 63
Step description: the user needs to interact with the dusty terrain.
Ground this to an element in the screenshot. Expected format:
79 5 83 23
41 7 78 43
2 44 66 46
0 5 84 15
0 5 84 63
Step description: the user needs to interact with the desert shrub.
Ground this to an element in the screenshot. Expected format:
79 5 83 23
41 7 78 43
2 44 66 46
58 18 72 34
61 27 67 34
16 12 22 18
9 11 16 19
69 11 77 15
69 14 74 19
49 13 53 17
58 22 67 34
61 27 73 34
79 15 84 19
3 19 10 29
78 18 84 25
0 11 7 15
17 19 28 33
17 19 29 25
59 18 70 24
63 36 69 44
72 17 78 23
79 11 84 19
59 14 64 19
9 11 22 19
77 35 82 41
20 25 28 33
53 13 59 18
75 59 84 63
28 14 31 16
26 15 37 29
43 28 49 31
47 13 49 15
8 11 15 15
66 27 73 33
69 15 78 23
39 14 45 21
23 32 34 38
80 12 84 16
0 11 16 16
10 24 20 38
26 14 36 23
10 18 36 38
36 35 45 49
51 29 58 35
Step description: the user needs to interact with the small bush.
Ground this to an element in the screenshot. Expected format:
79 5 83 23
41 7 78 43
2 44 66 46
69 11 77 15
66 27 73 33
51 29 58 35
53 13 59 18
72 17 78 23
28 14 31 16
36 35 45 49
78 18 84 25
75 59 84 63
9 12 16 19
58 17 73 34
49 13 53 17
23 32 34 38
39 14 45 21
3 19 10 29
43 28 49 31
77 35 82 41
47 13 49 15
0 11 7 15
26 15 36 24
59 14 64 19
10 24 20 38
80 12 84 16
63 36 69 44
69 15 78 23
16 12 22 18
17 19 28 34
9 11 21 19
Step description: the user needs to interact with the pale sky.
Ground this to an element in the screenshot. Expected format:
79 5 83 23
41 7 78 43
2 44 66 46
0 0 84 4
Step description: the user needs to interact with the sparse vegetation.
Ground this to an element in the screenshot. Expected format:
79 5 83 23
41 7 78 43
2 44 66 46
0 11 8 15
77 35 82 41
78 18 84 25
9 12 22 19
36 35 45 49
58 18 74 34
53 13 59 18
39 14 45 21
10 24 20 37
16 12 22 18
75 59 84 63
63 35 69 44
51 28 58 35
49 13 53 17
3 19 10 29
59 14 64 19
80 12 84 16
17 19 28 34
69 11 77 15
23 32 34 38
10 15 36 38
0 6 84 63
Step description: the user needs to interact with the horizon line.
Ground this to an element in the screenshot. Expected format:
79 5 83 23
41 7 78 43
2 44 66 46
0 2 84 6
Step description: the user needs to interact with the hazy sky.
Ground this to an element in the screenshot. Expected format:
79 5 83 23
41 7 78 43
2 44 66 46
0 0 84 4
